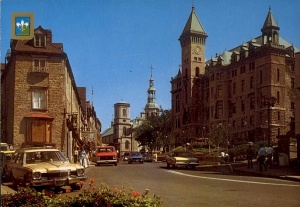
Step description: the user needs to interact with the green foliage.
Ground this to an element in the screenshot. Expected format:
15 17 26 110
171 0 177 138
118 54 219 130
135 109 174 151
1 185 163 207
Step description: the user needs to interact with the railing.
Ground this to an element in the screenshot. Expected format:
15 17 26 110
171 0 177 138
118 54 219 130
31 67 48 73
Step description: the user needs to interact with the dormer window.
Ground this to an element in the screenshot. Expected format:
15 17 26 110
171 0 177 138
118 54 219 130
34 34 46 47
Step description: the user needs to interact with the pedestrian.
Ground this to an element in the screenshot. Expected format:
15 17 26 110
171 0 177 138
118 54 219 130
220 151 225 164
80 149 88 168
73 147 79 163
266 146 274 168
224 153 229 163
257 144 267 171
246 145 255 169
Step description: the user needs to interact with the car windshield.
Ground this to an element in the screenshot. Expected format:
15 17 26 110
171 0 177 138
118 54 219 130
98 147 115 153
25 150 68 164
173 152 194 157
130 152 141 156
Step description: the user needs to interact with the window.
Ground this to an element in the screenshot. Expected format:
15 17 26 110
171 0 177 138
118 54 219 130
276 91 280 104
123 126 127 136
291 78 295 89
125 140 130 150
277 69 280 82
241 80 245 92
217 85 222 97
277 111 280 120
33 59 46 72
32 91 46 110
250 97 255 109
122 109 127 117
249 62 255 71
232 83 236 94
291 102 295 110
34 35 46 47
260 70 262 83
210 106 214 118
216 102 223 118
195 67 199 77
240 66 246 74
241 100 245 112
250 76 254 89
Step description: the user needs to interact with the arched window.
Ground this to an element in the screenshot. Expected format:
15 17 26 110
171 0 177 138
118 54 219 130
123 109 127 117
125 140 130 150
123 126 127 136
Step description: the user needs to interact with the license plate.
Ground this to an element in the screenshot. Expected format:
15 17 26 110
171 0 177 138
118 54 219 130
55 180 65 186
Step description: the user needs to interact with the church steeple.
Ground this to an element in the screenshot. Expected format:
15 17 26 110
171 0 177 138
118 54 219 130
144 65 159 118
179 6 207 46
261 6 280 44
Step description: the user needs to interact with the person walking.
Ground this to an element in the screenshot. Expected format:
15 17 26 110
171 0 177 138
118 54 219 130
257 144 267 171
73 147 79 163
246 145 255 169
80 149 88 168
266 146 274 168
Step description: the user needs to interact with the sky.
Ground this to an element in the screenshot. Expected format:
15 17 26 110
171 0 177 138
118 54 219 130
1 0 299 131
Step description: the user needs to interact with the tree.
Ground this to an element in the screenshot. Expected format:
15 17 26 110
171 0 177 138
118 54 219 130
135 109 174 152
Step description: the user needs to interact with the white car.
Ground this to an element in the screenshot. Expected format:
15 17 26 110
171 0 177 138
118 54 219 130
9 147 87 190
166 151 199 170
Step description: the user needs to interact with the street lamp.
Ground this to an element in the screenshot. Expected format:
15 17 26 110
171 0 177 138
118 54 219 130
262 96 277 146
130 123 133 152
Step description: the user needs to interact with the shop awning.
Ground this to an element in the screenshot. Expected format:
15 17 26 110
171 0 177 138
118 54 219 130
24 113 54 120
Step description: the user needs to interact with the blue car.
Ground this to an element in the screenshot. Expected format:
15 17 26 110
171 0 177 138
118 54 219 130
128 152 144 164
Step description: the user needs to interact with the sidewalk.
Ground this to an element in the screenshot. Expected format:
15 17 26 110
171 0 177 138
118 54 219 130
232 162 300 182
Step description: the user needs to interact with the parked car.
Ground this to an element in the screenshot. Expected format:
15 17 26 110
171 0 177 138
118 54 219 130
8 147 87 190
91 146 118 166
128 152 144 164
1 150 15 181
143 154 153 162
122 152 130 161
166 151 199 170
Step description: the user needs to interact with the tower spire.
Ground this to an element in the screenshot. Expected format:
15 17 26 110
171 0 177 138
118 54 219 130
144 65 159 117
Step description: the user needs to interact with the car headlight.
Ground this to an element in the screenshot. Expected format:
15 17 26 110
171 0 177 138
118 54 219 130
77 169 84 176
33 172 41 179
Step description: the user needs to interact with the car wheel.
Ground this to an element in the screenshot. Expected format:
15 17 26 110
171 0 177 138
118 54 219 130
70 183 82 191
191 165 196 170
12 175 20 189
114 162 117 166
167 163 170 168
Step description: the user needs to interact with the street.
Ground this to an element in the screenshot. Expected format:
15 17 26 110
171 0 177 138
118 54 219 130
2 161 299 207
81 161 300 207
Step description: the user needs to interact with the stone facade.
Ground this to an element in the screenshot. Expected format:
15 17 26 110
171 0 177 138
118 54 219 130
1 26 101 160
171 7 298 146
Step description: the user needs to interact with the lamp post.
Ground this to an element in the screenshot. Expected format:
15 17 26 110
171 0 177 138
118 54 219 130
130 123 133 151
263 96 277 146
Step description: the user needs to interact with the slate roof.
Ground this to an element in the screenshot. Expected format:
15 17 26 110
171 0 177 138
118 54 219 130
262 7 279 30
181 6 206 36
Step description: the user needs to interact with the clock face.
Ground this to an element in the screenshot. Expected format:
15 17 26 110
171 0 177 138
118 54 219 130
194 46 201 54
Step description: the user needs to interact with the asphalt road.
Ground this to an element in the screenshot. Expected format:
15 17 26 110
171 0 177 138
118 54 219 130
81 161 300 207
2 161 299 207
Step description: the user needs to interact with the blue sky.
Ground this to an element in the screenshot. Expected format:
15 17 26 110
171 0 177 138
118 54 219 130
1 0 299 130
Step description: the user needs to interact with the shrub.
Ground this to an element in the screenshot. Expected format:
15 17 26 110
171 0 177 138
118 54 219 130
1 184 162 207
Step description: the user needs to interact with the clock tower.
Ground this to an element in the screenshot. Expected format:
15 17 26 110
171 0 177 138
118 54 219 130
172 6 207 144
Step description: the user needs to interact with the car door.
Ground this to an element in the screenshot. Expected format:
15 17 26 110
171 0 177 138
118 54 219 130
11 152 25 181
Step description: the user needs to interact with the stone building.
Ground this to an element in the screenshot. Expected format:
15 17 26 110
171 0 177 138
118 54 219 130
1 26 101 160
102 68 160 155
171 7 299 146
